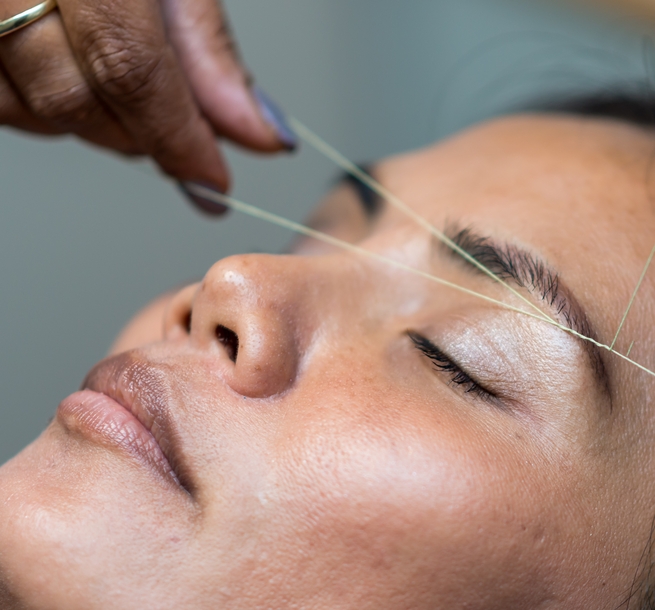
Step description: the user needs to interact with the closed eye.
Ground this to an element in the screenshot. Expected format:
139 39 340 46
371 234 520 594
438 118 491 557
408 331 496 403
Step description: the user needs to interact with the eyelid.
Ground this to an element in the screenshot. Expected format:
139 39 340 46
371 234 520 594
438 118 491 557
408 331 498 404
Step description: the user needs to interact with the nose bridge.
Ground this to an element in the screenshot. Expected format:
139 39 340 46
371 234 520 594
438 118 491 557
188 254 328 398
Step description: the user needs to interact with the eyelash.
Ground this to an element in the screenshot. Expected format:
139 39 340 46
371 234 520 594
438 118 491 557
408 331 495 402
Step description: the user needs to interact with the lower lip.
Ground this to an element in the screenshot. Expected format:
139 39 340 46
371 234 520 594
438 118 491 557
56 390 178 485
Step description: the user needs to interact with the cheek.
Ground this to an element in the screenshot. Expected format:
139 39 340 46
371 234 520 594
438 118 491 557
259 400 565 608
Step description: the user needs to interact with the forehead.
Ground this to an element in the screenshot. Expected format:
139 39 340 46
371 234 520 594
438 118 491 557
369 114 655 382
376 115 655 227
373 114 655 274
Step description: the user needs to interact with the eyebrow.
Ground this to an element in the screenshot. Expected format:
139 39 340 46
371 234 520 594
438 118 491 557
335 166 384 218
441 224 611 398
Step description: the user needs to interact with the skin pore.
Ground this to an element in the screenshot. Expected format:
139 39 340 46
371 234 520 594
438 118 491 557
1 114 655 609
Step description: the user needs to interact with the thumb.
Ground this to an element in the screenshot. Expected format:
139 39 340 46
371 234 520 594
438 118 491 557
162 0 297 152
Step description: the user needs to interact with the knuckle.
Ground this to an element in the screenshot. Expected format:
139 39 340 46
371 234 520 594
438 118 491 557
84 32 164 104
26 83 98 126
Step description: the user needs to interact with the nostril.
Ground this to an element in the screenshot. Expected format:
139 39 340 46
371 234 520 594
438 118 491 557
216 325 239 363
183 311 192 334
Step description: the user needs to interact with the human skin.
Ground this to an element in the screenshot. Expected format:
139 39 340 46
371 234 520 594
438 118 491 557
1 114 655 609
0 0 294 196
0 0 645 199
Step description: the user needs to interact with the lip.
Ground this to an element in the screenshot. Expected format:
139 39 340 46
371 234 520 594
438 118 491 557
56 353 190 493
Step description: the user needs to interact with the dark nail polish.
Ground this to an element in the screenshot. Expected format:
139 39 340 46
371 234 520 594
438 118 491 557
252 85 298 151
178 182 228 216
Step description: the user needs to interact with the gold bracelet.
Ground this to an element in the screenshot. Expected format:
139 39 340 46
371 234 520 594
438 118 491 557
0 0 57 38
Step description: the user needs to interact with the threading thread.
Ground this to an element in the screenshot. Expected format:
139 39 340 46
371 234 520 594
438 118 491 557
183 183 655 380
288 117 556 327
288 117 655 378
610 241 655 350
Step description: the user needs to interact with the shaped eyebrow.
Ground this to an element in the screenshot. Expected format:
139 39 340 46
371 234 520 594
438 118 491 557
441 224 611 398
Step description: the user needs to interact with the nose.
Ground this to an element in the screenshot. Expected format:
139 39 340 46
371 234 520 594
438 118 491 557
164 254 306 398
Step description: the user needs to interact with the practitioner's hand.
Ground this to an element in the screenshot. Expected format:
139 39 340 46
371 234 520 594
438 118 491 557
0 0 296 212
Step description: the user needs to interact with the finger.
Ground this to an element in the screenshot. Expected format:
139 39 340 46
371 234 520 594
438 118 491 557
58 0 230 191
0 0 62 133
162 0 297 152
0 11 139 153
0 62 59 133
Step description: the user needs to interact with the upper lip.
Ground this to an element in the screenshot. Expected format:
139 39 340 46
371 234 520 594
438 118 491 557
82 352 193 494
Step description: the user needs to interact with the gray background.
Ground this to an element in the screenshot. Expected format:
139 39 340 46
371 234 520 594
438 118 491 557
0 0 649 463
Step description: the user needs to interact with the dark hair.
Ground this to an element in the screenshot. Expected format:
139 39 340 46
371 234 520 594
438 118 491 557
534 90 655 128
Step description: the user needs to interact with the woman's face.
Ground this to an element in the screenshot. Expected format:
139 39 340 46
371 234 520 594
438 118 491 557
2 115 655 610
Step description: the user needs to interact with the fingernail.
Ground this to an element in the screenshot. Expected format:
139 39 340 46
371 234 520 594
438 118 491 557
178 182 228 216
252 85 298 151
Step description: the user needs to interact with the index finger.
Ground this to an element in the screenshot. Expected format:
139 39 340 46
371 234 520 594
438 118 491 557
58 0 229 191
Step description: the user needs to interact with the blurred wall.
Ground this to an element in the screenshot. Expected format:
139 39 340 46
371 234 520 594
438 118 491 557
0 0 648 463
